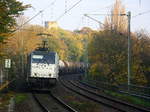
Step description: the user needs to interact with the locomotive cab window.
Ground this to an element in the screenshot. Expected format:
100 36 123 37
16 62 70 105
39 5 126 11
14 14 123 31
33 55 43 59
32 54 55 64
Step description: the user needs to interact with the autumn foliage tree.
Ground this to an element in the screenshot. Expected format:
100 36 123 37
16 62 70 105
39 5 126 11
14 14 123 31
88 0 149 86
132 31 150 86
88 30 149 85
5 25 43 75
88 31 128 84
103 0 127 33
46 28 85 61
0 0 29 79
0 0 30 42
4 23 88 76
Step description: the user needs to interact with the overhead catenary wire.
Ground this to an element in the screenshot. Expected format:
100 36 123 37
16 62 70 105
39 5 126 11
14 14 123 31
12 0 57 33
89 0 125 14
43 0 56 11
132 10 150 18
13 0 149 33
139 0 141 8
84 14 105 26
82 0 126 30
14 10 43 32
84 9 150 29
84 13 126 16
56 0 83 21
50 0 56 20
83 12 127 29
89 4 113 14
65 0 68 13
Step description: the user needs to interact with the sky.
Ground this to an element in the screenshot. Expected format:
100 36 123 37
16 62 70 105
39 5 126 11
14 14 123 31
19 0 150 32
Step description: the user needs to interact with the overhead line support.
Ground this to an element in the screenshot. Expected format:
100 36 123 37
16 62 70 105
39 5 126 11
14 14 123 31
84 12 132 91
127 11 131 91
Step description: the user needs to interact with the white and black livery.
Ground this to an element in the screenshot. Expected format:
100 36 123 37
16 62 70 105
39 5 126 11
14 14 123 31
27 50 59 90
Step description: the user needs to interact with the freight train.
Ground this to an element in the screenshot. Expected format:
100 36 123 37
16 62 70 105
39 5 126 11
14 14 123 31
26 45 85 90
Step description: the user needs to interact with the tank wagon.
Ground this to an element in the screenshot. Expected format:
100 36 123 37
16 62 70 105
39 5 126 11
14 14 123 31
27 50 59 90
59 60 85 75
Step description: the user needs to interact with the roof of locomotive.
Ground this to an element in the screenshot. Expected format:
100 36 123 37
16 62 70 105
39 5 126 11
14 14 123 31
30 50 57 56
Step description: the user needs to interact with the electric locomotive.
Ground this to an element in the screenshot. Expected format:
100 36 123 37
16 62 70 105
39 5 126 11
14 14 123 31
27 47 59 90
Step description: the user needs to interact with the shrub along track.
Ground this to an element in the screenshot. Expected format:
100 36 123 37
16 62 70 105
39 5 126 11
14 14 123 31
32 91 77 112
60 77 150 112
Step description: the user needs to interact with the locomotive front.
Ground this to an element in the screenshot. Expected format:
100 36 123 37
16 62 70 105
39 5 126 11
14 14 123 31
27 51 59 90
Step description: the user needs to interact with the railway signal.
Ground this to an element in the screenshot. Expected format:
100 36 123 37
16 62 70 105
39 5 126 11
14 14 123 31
5 59 11 69
4 59 11 89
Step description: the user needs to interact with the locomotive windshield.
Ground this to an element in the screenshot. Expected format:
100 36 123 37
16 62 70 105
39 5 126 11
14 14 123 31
32 53 55 64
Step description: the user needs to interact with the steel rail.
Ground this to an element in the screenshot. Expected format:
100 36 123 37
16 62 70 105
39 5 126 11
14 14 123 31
50 90 78 112
32 93 50 112
79 81 150 100
59 78 126 112
70 80 150 112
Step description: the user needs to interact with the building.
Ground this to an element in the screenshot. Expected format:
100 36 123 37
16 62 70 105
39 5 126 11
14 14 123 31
45 21 58 29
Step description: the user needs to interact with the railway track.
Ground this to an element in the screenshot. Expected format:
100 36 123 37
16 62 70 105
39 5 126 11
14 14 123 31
32 93 49 112
32 91 77 112
118 90 150 100
60 78 150 112
82 79 150 100
71 81 150 112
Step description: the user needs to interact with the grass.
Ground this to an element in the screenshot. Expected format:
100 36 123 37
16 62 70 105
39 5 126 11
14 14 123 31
64 95 101 112
14 94 27 104
0 92 14 108
0 92 27 111
71 101 101 112
105 90 150 107
83 79 150 108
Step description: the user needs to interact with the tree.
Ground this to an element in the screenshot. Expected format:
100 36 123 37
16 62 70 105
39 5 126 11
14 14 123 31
5 25 43 75
103 0 127 33
88 28 150 86
88 31 128 84
46 27 85 61
0 0 30 42
134 31 150 86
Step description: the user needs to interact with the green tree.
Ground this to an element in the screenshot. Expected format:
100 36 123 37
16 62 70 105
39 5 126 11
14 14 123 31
0 0 30 42
133 31 150 86
88 31 128 84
